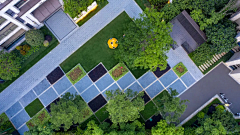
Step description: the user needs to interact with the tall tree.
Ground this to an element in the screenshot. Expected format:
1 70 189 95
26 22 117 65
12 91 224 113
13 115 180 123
105 89 145 124
151 120 184 135
0 51 21 80
24 123 53 135
114 7 174 71
154 89 188 123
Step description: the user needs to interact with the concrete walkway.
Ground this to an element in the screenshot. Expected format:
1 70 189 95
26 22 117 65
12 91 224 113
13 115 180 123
0 0 142 114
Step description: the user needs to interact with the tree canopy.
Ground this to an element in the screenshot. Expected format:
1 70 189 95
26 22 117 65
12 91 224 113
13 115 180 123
106 89 145 124
25 29 44 46
114 7 174 71
151 120 184 135
154 89 188 123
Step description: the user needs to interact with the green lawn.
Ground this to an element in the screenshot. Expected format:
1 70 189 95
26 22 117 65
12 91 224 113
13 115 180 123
60 12 148 79
140 101 158 120
173 62 188 77
95 106 109 122
134 0 151 10
77 0 108 27
25 98 44 118
0 26 59 93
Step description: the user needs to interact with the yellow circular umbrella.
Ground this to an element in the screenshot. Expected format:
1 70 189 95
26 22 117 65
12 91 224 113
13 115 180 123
108 38 118 49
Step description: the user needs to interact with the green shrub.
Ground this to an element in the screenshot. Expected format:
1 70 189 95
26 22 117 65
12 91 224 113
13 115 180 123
197 112 205 119
0 113 8 125
25 29 44 46
43 40 49 47
215 105 225 112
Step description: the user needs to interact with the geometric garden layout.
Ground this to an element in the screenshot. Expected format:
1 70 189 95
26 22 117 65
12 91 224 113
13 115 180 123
6 62 196 134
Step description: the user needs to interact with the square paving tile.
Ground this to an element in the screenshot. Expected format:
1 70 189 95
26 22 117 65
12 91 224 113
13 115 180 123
80 85 100 103
153 64 171 78
33 78 51 96
138 72 157 88
46 67 64 84
88 64 107 82
167 79 186 94
145 81 164 99
117 72 135 90
18 124 29 135
127 82 143 93
19 90 37 107
103 83 120 99
11 110 30 129
95 73 114 92
74 75 92 93
181 72 196 87
88 94 107 112
62 86 78 96
5 102 23 118
53 76 72 95
159 70 178 87
39 87 58 106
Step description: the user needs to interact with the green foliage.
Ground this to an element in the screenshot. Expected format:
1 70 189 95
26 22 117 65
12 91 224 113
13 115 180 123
25 29 44 46
149 0 168 9
205 19 237 53
151 120 184 135
114 7 173 71
43 40 49 47
195 118 226 135
0 113 8 125
106 89 145 124
50 92 92 131
95 106 109 122
215 105 225 112
184 127 196 135
197 112 205 119
25 98 44 118
154 88 188 123
139 101 158 120
0 51 21 80
26 109 51 129
172 62 188 77
24 123 53 135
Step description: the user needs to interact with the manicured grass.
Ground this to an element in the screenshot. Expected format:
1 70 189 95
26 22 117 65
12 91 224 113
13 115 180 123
109 63 129 81
173 62 188 77
25 98 44 118
134 0 151 10
140 101 158 120
66 64 86 84
79 115 100 129
0 26 59 93
60 12 131 73
189 51 234 75
182 98 221 127
77 0 108 27
26 109 50 129
95 106 109 122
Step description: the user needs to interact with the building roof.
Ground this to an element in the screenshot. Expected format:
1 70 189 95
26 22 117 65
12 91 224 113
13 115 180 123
170 10 207 53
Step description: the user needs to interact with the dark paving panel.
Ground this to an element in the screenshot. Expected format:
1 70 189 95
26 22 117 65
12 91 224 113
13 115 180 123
153 64 171 78
46 67 64 84
95 73 114 92
142 91 151 104
145 114 163 129
88 94 107 112
33 78 51 95
138 72 157 88
46 98 60 113
5 102 23 118
88 64 107 82
179 63 240 122
19 90 37 107
74 75 93 93
53 76 72 95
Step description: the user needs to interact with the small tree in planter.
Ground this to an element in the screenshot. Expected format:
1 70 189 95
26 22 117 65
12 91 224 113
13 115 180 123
25 29 44 46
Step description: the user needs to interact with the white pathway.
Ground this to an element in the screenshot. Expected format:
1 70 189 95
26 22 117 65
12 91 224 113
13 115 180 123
0 0 143 114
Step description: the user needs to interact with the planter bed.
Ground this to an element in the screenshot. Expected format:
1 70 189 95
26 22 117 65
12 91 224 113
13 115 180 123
145 114 163 129
46 67 64 84
95 106 109 122
88 64 107 82
140 101 158 120
88 94 107 112
26 109 50 129
66 64 86 84
46 98 60 113
25 98 44 118
173 62 188 77
153 64 171 78
109 63 128 81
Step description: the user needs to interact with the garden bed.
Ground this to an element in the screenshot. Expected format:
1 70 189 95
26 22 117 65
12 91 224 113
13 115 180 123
0 113 16 134
26 109 50 129
46 67 64 84
140 101 158 120
88 94 107 112
153 64 171 78
25 98 44 117
66 64 86 84
88 64 107 82
109 63 128 81
173 62 188 77
95 106 109 122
